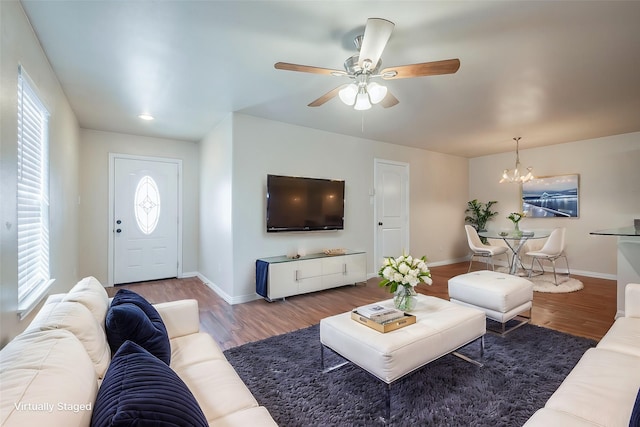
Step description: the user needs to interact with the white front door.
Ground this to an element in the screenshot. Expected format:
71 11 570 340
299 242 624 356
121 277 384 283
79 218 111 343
374 159 410 265
112 156 180 285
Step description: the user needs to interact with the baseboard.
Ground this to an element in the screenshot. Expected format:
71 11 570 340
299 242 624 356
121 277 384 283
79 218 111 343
196 272 263 305
568 269 616 280
464 255 617 281
194 261 617 307
428 256 470 267
180 271 199 278
523 266 616 280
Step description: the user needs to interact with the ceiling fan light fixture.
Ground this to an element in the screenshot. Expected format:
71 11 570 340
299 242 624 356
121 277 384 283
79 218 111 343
353 88 372 110
338 83 358 105
367 81 387 104
275 17 462 110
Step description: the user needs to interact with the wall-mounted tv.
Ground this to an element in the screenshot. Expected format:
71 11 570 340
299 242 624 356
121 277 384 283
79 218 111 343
266 174 345 232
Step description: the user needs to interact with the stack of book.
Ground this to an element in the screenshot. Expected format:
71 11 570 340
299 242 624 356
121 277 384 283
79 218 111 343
356 303 405 324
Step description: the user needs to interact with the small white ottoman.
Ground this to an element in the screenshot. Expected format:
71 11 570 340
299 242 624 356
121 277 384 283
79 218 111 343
448 270 533 335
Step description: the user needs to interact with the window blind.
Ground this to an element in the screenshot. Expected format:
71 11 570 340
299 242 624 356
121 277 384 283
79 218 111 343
17 65 51 309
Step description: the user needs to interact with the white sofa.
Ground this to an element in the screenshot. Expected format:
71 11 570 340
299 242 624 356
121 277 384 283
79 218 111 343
524 283 640 427
0 277 278 426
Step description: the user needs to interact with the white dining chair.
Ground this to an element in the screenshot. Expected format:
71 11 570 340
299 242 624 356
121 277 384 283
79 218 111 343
464 225 510 272
525 227 570 285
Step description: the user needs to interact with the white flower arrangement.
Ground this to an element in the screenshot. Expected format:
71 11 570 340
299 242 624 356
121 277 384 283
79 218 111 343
507 212 525 224
378 254 433 294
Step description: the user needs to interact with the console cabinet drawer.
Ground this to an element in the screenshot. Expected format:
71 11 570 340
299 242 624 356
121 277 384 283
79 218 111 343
262 252 367 300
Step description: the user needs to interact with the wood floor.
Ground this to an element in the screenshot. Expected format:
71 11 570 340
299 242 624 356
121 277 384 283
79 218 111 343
107 261 617 351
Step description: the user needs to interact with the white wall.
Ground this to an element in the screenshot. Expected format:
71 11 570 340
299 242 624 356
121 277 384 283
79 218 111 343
469 133 640 277
79 129 200 283
0 1 81 346
198 114 235 300
372 140 470 264
224 114 469 301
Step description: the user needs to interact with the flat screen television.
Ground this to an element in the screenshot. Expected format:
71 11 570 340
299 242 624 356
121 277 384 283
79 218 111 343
266 174 345 232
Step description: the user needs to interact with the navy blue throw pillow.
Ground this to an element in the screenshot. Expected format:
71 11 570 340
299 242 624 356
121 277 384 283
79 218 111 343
106 289 170 365
91 340 208 427
630 388 640 427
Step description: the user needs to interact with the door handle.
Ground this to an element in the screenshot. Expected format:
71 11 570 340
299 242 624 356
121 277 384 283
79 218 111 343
378 222 383 226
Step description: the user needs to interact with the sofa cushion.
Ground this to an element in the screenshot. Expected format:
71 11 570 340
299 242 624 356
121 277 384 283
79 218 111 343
174 358 260 422
170 333 226 370
91 340 207 427
523 408 600 426
597 317 640 358
154 299 201 339
544 348 640 426
0 329 98 427
25 300 111 378
63 276 109 325
105 289 170 364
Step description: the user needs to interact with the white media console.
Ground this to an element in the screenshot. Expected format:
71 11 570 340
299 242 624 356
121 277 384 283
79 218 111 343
256 251 367 301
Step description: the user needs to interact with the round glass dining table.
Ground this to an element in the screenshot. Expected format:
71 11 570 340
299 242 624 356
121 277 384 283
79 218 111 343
478 229 551 275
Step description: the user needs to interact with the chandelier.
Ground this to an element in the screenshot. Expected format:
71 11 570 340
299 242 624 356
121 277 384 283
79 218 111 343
499 137 534 184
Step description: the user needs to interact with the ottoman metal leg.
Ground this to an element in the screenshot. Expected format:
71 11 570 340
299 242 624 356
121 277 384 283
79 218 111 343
320 344 349 373
452 336 485 367
384 383 391 423
487 308 531 337
322 336 485 424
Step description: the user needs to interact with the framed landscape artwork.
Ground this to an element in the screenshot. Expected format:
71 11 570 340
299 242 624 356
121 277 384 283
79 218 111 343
521 174 579 218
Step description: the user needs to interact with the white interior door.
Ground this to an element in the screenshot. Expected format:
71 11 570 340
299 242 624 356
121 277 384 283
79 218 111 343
112 157 179 284
375 159 410 265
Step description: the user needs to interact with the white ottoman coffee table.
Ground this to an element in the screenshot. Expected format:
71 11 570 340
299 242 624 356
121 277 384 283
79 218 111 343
448 270 533 336
319 294 486 420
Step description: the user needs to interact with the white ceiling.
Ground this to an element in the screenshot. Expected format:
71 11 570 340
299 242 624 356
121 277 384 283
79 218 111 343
20 0 640 158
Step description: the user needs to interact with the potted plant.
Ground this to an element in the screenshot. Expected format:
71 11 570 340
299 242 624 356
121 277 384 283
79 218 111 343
465 199 498 243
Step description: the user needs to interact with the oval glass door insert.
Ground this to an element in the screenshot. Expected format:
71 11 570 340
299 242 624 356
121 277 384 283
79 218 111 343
134 175 160 234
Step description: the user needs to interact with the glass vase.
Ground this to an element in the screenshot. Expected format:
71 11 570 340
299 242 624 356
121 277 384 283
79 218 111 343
514 222 522 236
393 286 418 312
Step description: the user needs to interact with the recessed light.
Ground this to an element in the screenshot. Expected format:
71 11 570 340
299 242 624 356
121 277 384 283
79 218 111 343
138 114 154 121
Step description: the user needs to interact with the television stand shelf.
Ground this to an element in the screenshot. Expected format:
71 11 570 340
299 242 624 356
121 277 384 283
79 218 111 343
256 251 366 301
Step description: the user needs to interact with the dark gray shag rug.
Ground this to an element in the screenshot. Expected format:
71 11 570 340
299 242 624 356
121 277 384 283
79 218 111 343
223 322 596 426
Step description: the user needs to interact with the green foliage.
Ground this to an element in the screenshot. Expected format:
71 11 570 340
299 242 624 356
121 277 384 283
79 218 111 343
465 200 499 240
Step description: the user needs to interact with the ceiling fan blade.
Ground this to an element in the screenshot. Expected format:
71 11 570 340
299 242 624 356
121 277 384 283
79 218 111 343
275 62 347 76
381 59 461 80
308 84 348 107
379 91 399 108
358 18 395 70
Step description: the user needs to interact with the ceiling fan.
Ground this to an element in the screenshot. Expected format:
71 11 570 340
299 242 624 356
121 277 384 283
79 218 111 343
274 18 460 110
